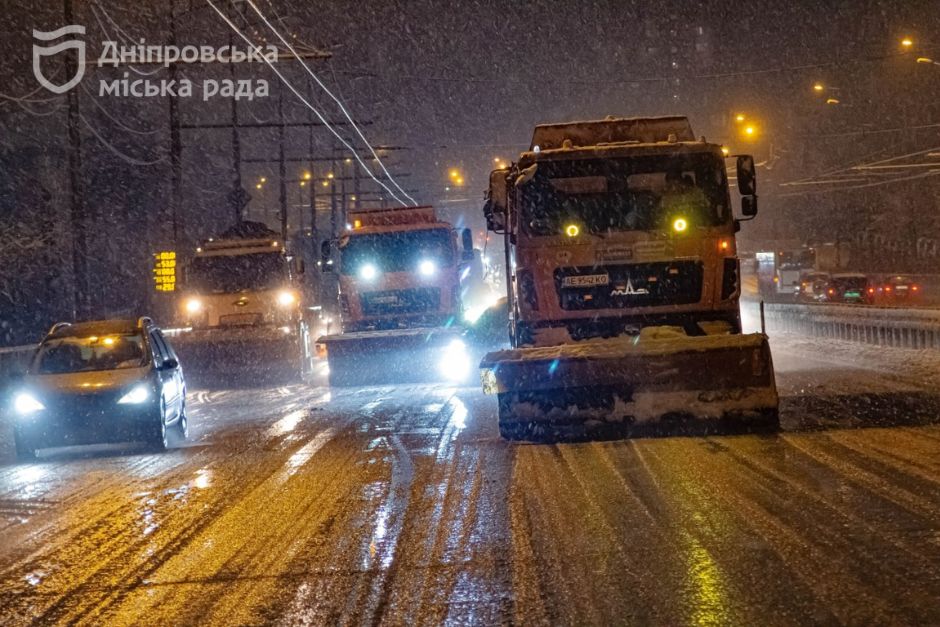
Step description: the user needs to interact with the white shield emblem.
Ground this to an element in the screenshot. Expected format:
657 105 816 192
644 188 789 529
32 25 86 94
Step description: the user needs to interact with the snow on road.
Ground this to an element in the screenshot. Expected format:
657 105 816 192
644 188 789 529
1 334 940 623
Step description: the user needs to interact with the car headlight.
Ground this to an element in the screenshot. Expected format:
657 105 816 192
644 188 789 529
419 259 437 277
438 339 470 382
14 393 45 415
185 298 203 313
118 385 150 405
359 263 379 281
277 290 297 307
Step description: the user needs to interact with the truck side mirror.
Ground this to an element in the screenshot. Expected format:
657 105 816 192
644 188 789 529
741 194 758 217
736 155 756 196
461 228 474 261
484 169 509 232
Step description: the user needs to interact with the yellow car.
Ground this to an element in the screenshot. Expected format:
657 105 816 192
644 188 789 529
11 317 187 460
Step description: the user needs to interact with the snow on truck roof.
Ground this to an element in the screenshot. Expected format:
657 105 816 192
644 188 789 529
347 206 452 233
529 116 696 151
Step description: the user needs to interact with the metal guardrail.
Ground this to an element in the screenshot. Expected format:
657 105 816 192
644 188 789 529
0 345 35 385
764 303 940 349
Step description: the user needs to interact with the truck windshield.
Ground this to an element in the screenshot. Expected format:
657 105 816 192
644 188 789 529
778 250 815 270
339 228 454 275
520 152 730 236
187 252 288 293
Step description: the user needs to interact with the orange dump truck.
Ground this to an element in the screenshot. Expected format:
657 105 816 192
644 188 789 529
480 116 778 440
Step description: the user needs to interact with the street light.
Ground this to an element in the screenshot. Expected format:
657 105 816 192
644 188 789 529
255 183 263 190
826 98 840 105
901 37 914 48
259 176 267 183
303 171 312 180
813 82 825 92
917 57 940 66
735 113 746 123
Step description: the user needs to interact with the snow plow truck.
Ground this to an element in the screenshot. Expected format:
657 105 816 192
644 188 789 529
480 116 779 440
316 206 475 386
170 221 314 383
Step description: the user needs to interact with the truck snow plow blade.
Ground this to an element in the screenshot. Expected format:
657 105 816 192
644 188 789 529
168 326 308 386
480 332 778 441
317 327 471 386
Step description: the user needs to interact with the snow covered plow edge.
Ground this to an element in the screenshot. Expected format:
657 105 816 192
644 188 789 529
479 333 779 440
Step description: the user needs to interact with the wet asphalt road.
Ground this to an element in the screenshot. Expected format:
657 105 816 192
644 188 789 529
3 337 940 625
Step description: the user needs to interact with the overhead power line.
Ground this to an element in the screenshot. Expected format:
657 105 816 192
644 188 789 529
243 0 417 207
205 0 410 208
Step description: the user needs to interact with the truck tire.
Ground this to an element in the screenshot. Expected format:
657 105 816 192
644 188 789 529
13 427 36 461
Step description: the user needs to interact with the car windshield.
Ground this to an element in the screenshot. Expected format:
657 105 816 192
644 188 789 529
519 152 730 236
339 228 454 275
187 252 288 293
834 277 867 289
32 334 147 374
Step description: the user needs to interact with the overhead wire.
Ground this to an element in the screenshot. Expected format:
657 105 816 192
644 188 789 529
205 0 408 207
80 113 166 166
80 83 160 135
243 0 417 206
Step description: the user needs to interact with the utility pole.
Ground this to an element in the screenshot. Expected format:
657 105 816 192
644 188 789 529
168 0 182 249
65 0 87 318
277 86 287 241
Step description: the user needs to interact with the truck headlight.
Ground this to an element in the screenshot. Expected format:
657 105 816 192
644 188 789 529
14 393 45 415
438 339 470 382
359 263 379 281
419 259 437 277
118 385 150 405
185 298 203 313
277 290 297 307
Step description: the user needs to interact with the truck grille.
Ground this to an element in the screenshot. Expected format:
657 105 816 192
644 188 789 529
361 288 441 316
553 261 704 310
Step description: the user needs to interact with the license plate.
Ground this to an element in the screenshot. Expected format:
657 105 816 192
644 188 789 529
372 295 399 304
563 274 609 288
219 313 261 326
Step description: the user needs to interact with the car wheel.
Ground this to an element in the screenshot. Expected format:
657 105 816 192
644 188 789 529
149 398 169 452
177 400 189 441
13 427 36 462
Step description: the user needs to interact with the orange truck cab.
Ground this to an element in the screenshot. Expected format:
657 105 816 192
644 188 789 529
317 206 475 385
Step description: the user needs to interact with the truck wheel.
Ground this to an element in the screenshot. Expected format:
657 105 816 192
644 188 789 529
498 420 531 441
13 427 36 461
497 392 534 441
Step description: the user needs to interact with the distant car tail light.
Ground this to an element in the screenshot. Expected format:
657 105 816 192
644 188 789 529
868 287 875 294
885 285 892 292
913 285 920 292
828 288 835 295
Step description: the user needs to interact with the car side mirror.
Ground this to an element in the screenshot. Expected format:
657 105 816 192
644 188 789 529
160 358 179 371
741 194 758 217
736 155 756 196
